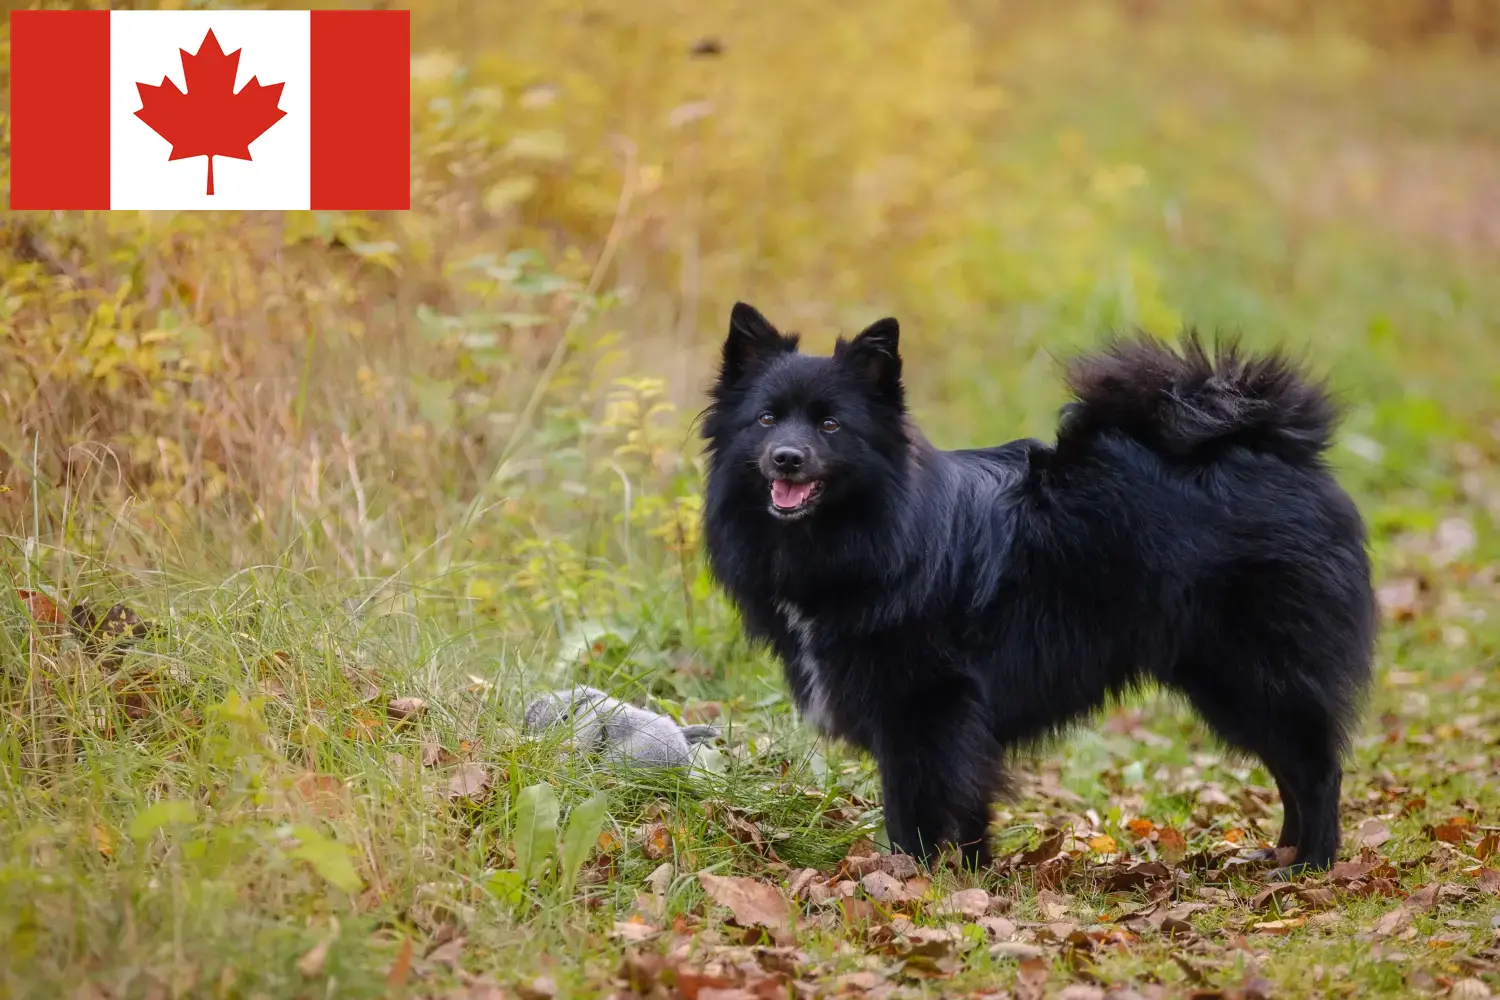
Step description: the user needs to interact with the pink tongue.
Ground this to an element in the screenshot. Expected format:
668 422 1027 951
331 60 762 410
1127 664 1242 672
771 479 814 509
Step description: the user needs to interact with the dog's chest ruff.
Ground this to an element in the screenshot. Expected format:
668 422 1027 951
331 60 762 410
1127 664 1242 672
776 600 834 733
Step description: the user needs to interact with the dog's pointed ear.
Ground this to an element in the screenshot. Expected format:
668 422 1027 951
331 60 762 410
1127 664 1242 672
720 302 798 385
835 317 903 403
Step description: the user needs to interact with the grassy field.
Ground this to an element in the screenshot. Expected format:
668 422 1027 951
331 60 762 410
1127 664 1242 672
4 3 1500 998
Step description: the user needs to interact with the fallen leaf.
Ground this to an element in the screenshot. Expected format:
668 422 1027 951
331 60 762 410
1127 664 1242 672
1251 882 1299 910
1019 827 1065 864
1252 917 1307 934
1476 868 1500 895
1016 955 1049 1000
610 919 659 942
515 976 557 1000
697 872 791 931
386 937 413 988
1035 889 1071 921
1101 861 1171 892
447 763 493 802
1156 826 1188 864
1056 987 1105 1000
904 874 934 897
290 773 349 818
833 971 886 992
935 888 989 918
421 743 455 767
1126 817 1157 839
1450 978 1494 1000
642 822 673 860
1475 833 1499 862
17 589 66 633
387 697 428 721
646 862 674 897
426 935 465 971
860 870 907 903
1352 818 1392 850
296 937 332 977
978 916 1018 940
786 868 821 900
879 854 920 880
1087 834 1118 854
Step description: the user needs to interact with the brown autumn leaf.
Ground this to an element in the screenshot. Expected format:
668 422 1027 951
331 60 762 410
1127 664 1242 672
515 976 557 1000
610 919 659 943
1474 833 1499 861
296 936 333 977
978 915 1018 940
904 874 934 897
426 935 465 971
386 697 428 722
1252 917 1307 934
641 822 673 860
1372 882 1440 937
697 872 792 931
879 853 920 880
1019 827 1065 864
17 589 66 634
1015 955 1049 1000
860 870 907 903
1100 861 1171 892
447 763 493 803
1352 818 1393 849
1476 868 1500 895
290 773 350 819
1156 826 1188 864
385 936 413 988
1250 882 1300 911
1430 816 1474 844
787 868 821 900
934 887 990 918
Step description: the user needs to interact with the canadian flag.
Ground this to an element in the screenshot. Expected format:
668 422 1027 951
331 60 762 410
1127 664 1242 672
9 9 410 211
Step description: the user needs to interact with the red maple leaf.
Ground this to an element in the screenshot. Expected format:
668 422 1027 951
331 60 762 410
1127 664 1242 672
134 29 287 196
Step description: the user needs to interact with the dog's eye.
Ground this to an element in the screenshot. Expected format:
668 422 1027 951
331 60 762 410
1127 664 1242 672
757 412 776 427
820 417 840 433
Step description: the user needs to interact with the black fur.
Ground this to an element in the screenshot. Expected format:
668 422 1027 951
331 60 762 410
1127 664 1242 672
702 303 1377 873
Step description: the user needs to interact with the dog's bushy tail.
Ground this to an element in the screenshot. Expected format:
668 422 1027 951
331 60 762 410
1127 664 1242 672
1058 332 1339 464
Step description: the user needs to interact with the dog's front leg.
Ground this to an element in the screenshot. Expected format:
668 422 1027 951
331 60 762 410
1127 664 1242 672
875 699 1001 870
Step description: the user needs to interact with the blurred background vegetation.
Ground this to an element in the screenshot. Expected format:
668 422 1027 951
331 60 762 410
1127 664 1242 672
3 1 1500 995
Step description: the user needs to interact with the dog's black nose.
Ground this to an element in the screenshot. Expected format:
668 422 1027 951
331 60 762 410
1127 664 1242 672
771 446 805 471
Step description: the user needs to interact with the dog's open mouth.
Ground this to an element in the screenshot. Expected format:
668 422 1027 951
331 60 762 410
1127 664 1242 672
770 478 823 518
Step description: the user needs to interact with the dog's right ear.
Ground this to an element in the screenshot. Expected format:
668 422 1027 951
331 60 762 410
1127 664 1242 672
720 302 798 385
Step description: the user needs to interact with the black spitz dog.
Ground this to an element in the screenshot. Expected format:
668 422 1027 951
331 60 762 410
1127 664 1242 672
702 303 1377 874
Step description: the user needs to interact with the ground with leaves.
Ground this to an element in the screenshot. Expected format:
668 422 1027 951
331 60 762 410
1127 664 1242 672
4 4 1500 1000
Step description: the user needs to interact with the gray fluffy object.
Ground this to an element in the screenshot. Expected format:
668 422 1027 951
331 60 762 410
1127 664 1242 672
523 686 718 767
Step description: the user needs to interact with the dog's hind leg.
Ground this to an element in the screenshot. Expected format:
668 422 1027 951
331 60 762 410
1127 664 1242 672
1242 757 1302 861
1169 664 1347 875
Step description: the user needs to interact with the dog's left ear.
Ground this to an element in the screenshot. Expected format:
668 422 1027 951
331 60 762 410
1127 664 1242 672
836 318 903 403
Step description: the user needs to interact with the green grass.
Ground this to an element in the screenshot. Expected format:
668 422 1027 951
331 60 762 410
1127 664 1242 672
5 7 1500 1000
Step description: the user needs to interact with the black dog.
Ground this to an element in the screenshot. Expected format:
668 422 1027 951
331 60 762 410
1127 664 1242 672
702 303 1376 874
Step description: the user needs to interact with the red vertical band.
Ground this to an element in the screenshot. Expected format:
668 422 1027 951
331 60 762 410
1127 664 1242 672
310 10 410 210
9 10 111 210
